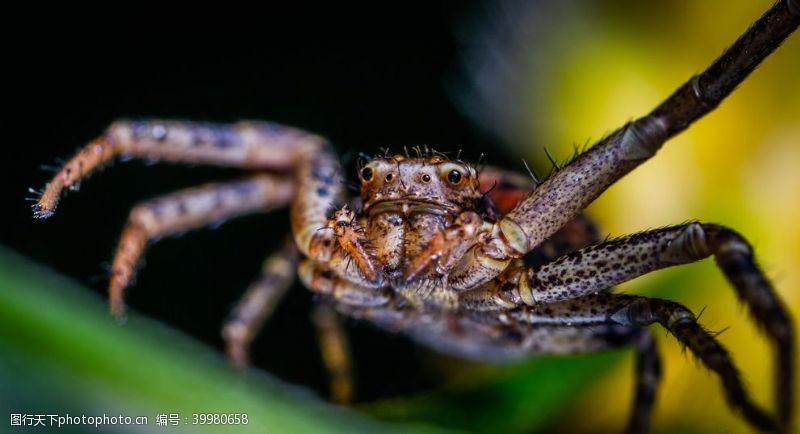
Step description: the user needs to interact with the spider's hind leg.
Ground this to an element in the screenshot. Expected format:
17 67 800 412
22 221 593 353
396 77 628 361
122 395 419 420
109 174 294 317
604 294 779 432
504 294 777 431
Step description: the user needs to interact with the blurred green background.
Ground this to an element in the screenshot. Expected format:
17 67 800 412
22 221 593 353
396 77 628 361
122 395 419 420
2 1 799 433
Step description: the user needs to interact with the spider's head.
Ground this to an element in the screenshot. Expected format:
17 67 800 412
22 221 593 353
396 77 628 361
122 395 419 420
358 154 481 215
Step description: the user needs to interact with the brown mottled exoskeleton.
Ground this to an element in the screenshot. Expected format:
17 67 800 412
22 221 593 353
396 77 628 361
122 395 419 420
31 2 798 433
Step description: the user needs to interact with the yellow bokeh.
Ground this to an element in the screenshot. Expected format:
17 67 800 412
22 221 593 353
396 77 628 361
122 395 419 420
510 1 800 432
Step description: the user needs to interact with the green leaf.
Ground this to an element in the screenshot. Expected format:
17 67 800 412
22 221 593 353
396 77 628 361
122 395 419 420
0 247 448 434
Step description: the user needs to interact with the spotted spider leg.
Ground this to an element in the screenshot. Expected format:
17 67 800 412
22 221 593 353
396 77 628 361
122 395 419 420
473 222 792 431
32 120 344 260
493 0 800 257
223 239 298 368
509 293 779 432
441 2 797 429
429 0 799 297
108 175 294 317
34 120 344 292
624 328 660 434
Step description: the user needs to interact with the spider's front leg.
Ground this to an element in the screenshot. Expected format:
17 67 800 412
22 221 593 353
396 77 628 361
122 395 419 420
491 0 799 256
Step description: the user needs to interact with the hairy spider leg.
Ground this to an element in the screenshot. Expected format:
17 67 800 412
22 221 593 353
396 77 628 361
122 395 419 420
312 303 355 405
31 119 344 263
223 240 298 368
607 295 777 432
109 175 294 317
495 0 799 256
531 224 790 426
491 293 774 431
33 119 353 376
478 223 791 431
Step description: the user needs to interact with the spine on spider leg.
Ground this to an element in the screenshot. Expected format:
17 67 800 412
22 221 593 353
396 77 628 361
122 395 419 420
498 1 799 254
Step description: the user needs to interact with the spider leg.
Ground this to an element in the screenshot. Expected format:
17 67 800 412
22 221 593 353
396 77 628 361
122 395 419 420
625 328 660 434
474 222 791 430
32 119 344 263
477 166 602 261
522 214 600 268
491 1 799 256
468 223 794 427
223 240 298 369
312 303 355 405
612 295 777 432
109 175 294 317
503 294 777 432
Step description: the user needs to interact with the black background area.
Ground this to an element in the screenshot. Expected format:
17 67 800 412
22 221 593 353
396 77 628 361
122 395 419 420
1 3 505 400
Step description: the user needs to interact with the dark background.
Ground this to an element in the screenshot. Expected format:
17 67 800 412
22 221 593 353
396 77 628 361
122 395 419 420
2 3 503 401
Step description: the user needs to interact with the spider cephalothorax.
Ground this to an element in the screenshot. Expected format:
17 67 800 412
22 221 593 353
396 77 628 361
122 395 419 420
300 153 494 311
31 2 798 433
351 155 487 284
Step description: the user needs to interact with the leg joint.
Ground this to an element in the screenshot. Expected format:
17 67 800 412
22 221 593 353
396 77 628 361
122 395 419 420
619 116 668 161
660 222 711 263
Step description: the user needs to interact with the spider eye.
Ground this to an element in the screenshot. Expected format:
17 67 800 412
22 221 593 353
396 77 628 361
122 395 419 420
360 167 373 182
421 174 431 183
385 173 394 182
447 169 462 185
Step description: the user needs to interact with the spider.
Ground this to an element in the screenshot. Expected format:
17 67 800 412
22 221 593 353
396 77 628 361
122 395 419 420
30 1 797 433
